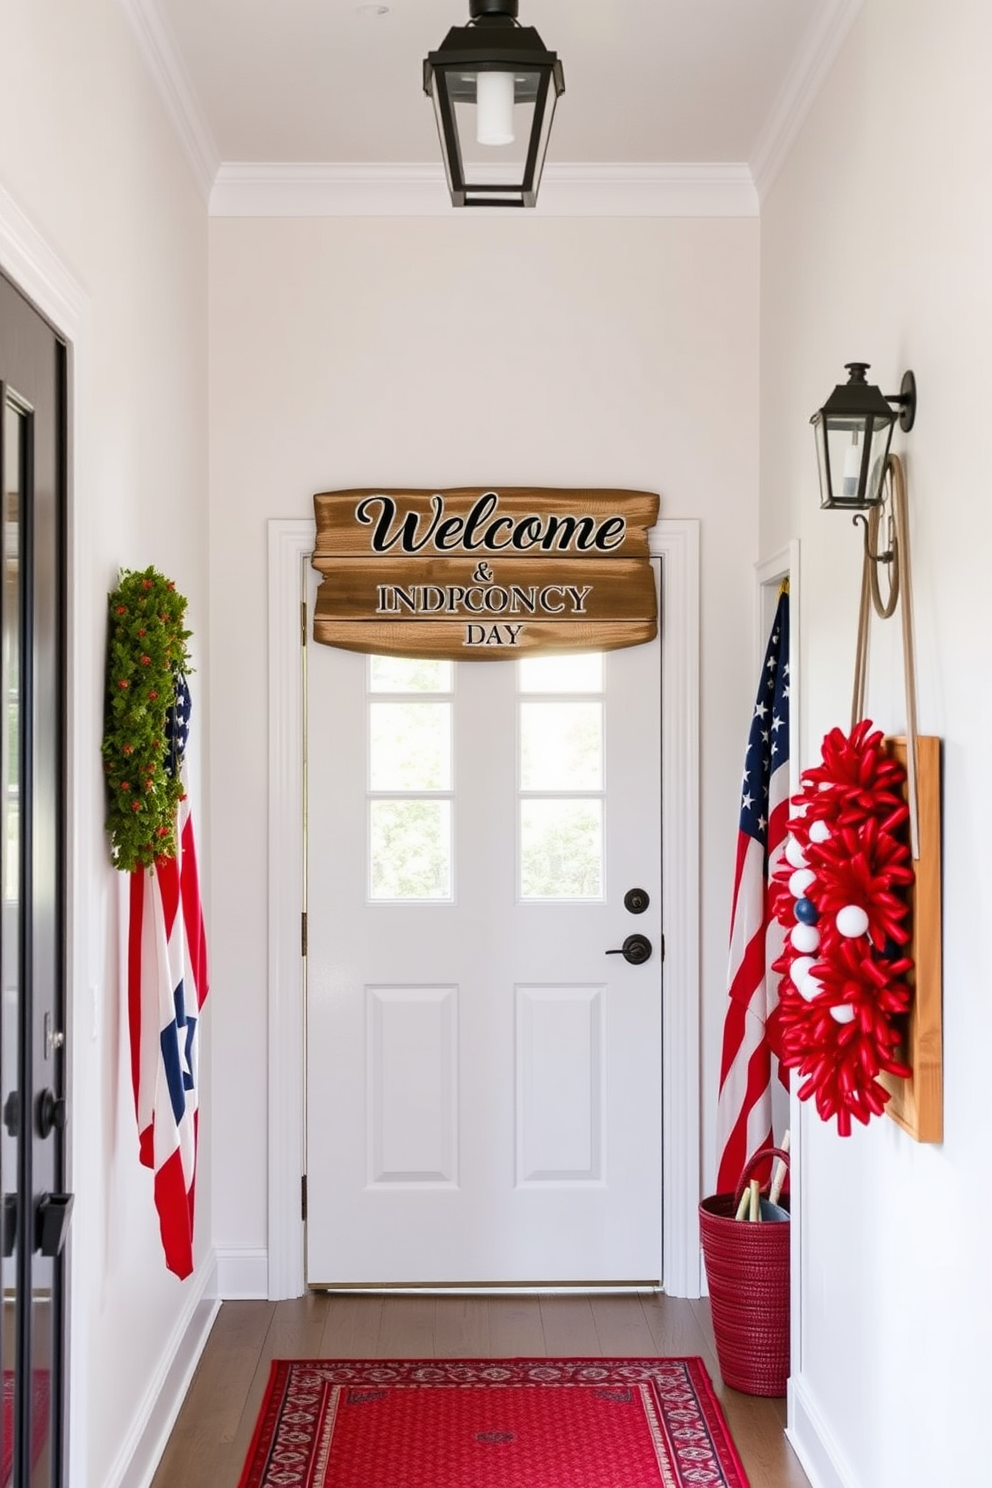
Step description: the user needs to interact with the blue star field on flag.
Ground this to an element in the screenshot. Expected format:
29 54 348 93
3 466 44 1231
164 671 191 778
739 597 790 855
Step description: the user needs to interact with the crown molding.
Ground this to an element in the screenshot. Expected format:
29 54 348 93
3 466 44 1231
0 182 89 338
209 161 758 219
117 0 220 201
750 0 865 202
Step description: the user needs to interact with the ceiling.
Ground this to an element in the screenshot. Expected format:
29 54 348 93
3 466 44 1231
128 0 861 200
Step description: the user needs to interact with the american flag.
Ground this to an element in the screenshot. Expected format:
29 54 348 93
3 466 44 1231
127 674 208 1278
715 586 790 1194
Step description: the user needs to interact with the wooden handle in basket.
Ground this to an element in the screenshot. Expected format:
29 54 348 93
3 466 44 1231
733 1146 791 1212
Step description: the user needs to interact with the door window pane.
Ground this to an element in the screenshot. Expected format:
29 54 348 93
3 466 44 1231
518 652 605 901
520 701 602 791
520 799 603 900
370 800 452 901
370 702 451 790
369 656 452 693
519 652 603 693
368 656 454 902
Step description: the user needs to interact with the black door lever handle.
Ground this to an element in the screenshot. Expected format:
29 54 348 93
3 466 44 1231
605 933 653 965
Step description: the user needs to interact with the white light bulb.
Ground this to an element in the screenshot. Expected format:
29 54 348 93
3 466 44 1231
842 435 862 499
477 71 515 146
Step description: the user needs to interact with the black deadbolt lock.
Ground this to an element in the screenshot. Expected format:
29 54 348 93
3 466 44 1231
623 887 650 915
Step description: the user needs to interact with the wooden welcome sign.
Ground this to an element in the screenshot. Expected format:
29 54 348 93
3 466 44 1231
312 487 660 660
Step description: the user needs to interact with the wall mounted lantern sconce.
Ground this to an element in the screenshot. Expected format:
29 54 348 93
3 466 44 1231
810 362 918 617
811 362 916 512
423 0 564 208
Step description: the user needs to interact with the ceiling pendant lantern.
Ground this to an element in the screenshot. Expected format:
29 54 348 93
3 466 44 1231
423 0 564 209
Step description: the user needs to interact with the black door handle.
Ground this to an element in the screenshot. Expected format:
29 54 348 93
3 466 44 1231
605 933 653 965
36 1193 74 1257
37 1088 67 1141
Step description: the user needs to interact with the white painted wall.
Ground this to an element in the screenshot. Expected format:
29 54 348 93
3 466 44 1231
760 3 992 1484
0 5 211 1487
207 215 760 1276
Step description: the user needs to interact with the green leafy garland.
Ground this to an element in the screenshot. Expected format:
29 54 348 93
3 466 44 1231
102 567 193 871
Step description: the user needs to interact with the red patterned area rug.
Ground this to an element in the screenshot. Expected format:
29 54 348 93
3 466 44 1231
2 1369 51 1483
236 1357 750 1488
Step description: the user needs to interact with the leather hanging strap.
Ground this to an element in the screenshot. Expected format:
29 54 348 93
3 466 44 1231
850 454 920 859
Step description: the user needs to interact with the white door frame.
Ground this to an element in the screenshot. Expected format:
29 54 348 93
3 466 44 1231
267 516 701 1299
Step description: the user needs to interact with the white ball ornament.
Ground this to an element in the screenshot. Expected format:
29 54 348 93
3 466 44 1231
809 820 831 844
800 976 824 1003
791 955 816 986
789 868 816 898
830 1004 856 1024
785 836 808 869
790 923 820 954
836 904 870 939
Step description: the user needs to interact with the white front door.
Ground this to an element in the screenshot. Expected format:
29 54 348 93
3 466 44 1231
305 570 662 1286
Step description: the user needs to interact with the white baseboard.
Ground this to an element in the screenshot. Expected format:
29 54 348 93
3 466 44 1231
109 1252 221 1488
216 1246 270 1299
787 1372 861 1488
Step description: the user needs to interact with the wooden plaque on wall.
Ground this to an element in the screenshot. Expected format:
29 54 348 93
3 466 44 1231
312 486 660 660
880 735 943 1143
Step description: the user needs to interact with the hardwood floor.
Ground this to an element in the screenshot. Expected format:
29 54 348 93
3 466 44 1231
151 1292 811 1487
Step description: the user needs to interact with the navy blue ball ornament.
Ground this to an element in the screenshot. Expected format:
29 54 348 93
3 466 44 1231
794 896 819 925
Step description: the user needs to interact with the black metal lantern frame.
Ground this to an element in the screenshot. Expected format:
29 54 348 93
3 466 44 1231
424 0 564 209
810 362 917 510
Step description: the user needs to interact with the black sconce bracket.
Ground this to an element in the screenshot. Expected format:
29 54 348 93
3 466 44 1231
893 369 917 432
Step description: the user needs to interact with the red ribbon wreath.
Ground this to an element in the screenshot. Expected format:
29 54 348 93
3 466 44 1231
772 719 915 1136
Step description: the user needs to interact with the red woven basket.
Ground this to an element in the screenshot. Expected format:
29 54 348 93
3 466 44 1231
699 1146 791 1397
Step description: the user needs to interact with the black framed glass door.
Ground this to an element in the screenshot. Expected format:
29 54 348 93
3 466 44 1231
0 270 68 1488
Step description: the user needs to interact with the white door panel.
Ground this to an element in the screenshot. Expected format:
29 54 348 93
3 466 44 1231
306 567 662 1285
